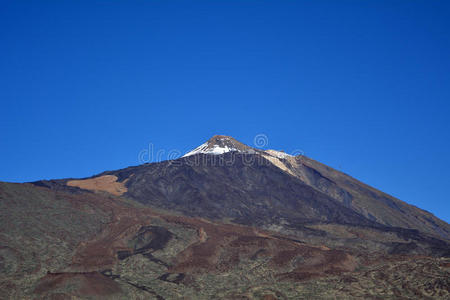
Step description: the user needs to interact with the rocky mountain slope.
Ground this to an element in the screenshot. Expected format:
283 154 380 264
42 135 449 240
1 135 449 299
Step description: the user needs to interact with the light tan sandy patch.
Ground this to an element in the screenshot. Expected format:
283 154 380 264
262 154 296 176
67 175 127 196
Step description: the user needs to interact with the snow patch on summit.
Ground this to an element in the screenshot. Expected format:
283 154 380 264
182 135 257 157
182 142 239 157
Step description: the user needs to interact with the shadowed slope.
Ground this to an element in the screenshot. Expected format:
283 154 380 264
105 153 374 227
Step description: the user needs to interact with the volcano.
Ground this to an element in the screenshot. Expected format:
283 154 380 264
1 135 449 299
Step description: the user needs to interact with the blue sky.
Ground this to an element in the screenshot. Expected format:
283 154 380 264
1 1 449 222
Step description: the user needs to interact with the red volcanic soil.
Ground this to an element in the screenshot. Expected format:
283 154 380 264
159 215 357 278
34 272 121 297
59 189 358 281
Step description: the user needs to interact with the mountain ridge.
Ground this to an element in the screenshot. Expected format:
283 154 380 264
33 135 450 240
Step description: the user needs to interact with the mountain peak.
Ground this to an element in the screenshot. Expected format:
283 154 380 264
182 135 254 157
207 134 236 143
206 135 243 146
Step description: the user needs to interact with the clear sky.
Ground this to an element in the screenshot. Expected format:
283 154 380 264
1 1 449 222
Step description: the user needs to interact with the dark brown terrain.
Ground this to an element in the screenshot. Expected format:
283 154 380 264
1 136 449 299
